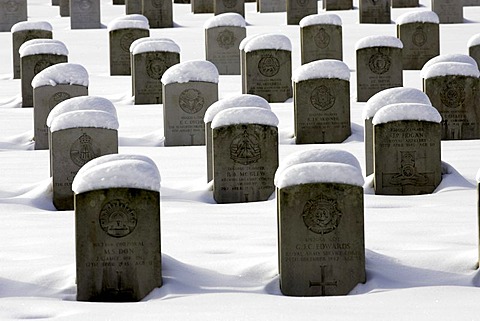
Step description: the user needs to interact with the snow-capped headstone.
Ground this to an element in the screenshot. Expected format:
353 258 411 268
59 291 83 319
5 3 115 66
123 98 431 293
211 107 279 203
431 0 463 24
299 14 343 64
0 0 27 32
72 154 162 302
32 63 89 150
396 11 439 70
292 60 351 144
244 34 293 103
391 0 418 7
468 34 480 69
59 0 70 17
192 0 213 13
204 13 246 75
126 0 141 14
258 0 286 12
286 0 317 25
275 156 366 296
11 21 52 79
70 0 101 29
214 0 244 16
372 103 442 195
142 0 173 28
359 0 391 24
161 60 219 146
355 35 403 102
322 0 353 10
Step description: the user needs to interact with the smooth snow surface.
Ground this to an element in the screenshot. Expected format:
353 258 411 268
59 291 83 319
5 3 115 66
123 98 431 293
107 16 149 31
467 33 480 47
11 21 52 32
211 107 279 128
204 12 246 29
132 40 181 55
372 103 442 125
396 11 439 25
420 53 479 77
299 13 342 27
130 37 175 52
161 60 219 84
31 63 89 88
292 59 350 82
423 62 480 79
243 33 292 52
355 35 403 50
19 41 68 57
49 110 119 132
204 94 270 123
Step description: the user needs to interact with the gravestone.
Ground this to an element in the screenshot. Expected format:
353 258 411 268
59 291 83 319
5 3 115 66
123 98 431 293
72 154 161 302
323 0 352 10
126 0 142 14
423 62 480 140
359 0 391 24
70 0 101 29
372 103 442 195
211 107 279 203
239 34 260 95
192 0 214 13
133 39 180 104
468 35 480 69
0 0 27 32
32 63 89 150
19 40 69 107
363 87 432 176
214 0 244 16
204 94 270 182
293 60 351 144
161 60 219 146
391 0 418 7
175 0 190 2
113 0 125 4
142 0 173 28
205 13 246 75
258 0 286 12
431 0 463 24
356 35 403 102
396 11 439 70
244 34 293 103
108 16 150 75
299 13 343 64
464 0 480 5
286 0 317 25
11 21 52 79
59 0 70 16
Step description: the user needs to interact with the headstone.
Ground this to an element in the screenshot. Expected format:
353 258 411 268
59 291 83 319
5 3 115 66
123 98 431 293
372 103 442 195
204 13 246 75
108 16 150 76
431 0 463 24
59 0 70 17
359 0 391 24
293 60 351 144
214 0 244 16
299 13 343 64
174 0 190 2
32 63 89 150
355 35 403 102
239 34 260 95
19 40 69 108
464 0 480 5
420 54 478 89
396 11 439 70
363 87 432 176
0 0 27 32
286 0 317 25
113 0 125 4
192 0 214 13
323 0 352 10
391 0 418 7
70 0 102 29
48 98 119 210
275 152 365 296
126 0 142 14
161 60 219 146
423 62 480 140
72 154 161 302
11 21 53 79
244 34 293 103
258 0 286 12
142 0 173 28
132 39 180 104
204 94 270 182
468 34 480 69
211 107 279 203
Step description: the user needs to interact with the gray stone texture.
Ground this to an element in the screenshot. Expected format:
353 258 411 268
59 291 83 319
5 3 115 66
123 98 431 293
174 0 190 3
258 0 286 12
469 45 480 71
464 0 480 5
364 118 374 176
60 0 70 16
300 23 342 65
109 28 149 76
397 22 439 70
205 121 214 182
286 0 317 25
391 0 418 7
205 26 246 75
323 0 353 10
142 0 173 28
113 0 125 4
0 0 27 32
70 0 101 29
359 0 391 24
192 0 214 13
126 0 142 14
431 0 463 23
12 29 52 79
214 0 244 16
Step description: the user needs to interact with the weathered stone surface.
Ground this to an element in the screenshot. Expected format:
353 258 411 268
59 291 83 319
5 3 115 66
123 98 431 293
359 0 391 24
323 0 353 10
301 23 342 64
286 0 317 25
59 0 70 16
113 0 125 4
469 45 480 70
258 0 285 12
109 28 149 75
192 0 214 13
391 0 418 7
214 0 244 16
12 29 52 79
205 26 246 75
0 0 27 32
126 0 142 14
432 0 463 23
71 0 101 29
397 22 439 70
142 0 173 28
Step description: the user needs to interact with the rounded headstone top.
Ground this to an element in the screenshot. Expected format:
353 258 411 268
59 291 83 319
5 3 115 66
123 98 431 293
72 154 161 194
204 12 246 29
423 62 480 79
244 34 292 52
108 15 150 31
363 87 431 120
211 107 279 128
11 21 53 33
204 94 270 123
19 39 64 53
19 40 68 58
420 54 478 78
467 33 480 48
292 59 350 82
355 35 403 50
161 60 219 85
239 34 261 51
129 37 175 53
133 39 180 55
372 103 442 125
31 63 89 88
299 13 342 28
49 110 119 133
396 11 439 25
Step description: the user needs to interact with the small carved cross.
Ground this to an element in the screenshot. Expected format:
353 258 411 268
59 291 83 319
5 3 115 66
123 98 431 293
308 265 337 295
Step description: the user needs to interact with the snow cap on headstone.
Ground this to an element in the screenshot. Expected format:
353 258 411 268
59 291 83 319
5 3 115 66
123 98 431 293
355 35 403 50
299 13 342 28
133 39 180 55
422 62 480 79
161 60 219 85
204 12 246 29
244 33 292 52
31 63 89 88
420 54 478 78
19 40 68 57
11 21 52 33
211 107 279 128
372 103 442 125
292 59 350 82
49 110 119 133
204 94 270 123
108 14 150 31
396 11 439 25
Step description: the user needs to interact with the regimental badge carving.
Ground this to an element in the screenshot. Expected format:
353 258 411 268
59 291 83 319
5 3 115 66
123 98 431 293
146 53 167 80
99 199 137 238
179 88 205 114
5 0 19 13
387 151 430 186
297 0 308 6
120 32 134 52
302 196 342 235
230 130 261 165
314 28 330 49
222 0 237 8
152 0 163 7
49 92 71 107
70 133 99 167
368 51 391 75
310 85 336 111
33 60 53 75
440 79 465 109
78 0 92 10
258 55 280 77
216 29 236 50
412 26 427 47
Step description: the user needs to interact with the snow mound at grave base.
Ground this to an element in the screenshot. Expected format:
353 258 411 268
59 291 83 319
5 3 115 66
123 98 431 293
161 60 219 84
299 13 342 27
423 62 480 79
292 59 350 82
50 110 119 132
132 39 180 55
420 54 478 78
204 94 270 123
211 107 279 128
244 34 292 52
11 21 52 33
372 103 442 125
204 12 246 29
355 35 403 50
31 63 89 88
396 11 439 25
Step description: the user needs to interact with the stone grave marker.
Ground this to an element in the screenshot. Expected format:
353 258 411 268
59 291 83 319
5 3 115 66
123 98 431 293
464 0 480 5
70 0 101 29
19 40 69 107
363 87 431 176
372 103 442 195
0 0 27 32
126 0 142 14
108 15 150 76
214 0 244 16
431 0 463 24
299 13 343 64
175 0 190 2
239 34 260 95
32 63 89 150
244 34 293 103
204 13 246 75
423 62 480 140
391 0 418 7
396 11 439 70
59 0 70 17
211 107 279 203
293 60 351 144
72 154 161 302
323 0 353 10
356 35 403 102
11 21 52 79
204 94 270 182
142 0 173 28
286 0 317 25
359 0 391 24
258 0 286 12
192 0 214 13
113 0 125 4
161 60 219 146
468 34 480 69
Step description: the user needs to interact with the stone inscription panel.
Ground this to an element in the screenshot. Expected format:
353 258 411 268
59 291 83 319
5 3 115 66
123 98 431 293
301 24 343 64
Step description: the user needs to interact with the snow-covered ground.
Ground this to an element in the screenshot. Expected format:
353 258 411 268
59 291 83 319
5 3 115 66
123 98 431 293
1 0 480 319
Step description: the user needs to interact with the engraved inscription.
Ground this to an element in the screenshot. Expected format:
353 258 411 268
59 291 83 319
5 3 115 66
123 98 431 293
383 151 433 188
230 131 261 165
178 88 204 114
310 85 336 111
216 29 237 50
70 133 99 167
120 32 134 52
368 52 391 74
4 0 19 13
152 0 163 7
146 53 167 80
412 26 427 47
49 92 71 107
314 28 330 49
258 55 280 77
222 0 237 8
309 265 337 295
302 196 342 235
297 0 308 5
34 59 53 75
440 79 465 109
78 0 92 10
99 199 137 238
